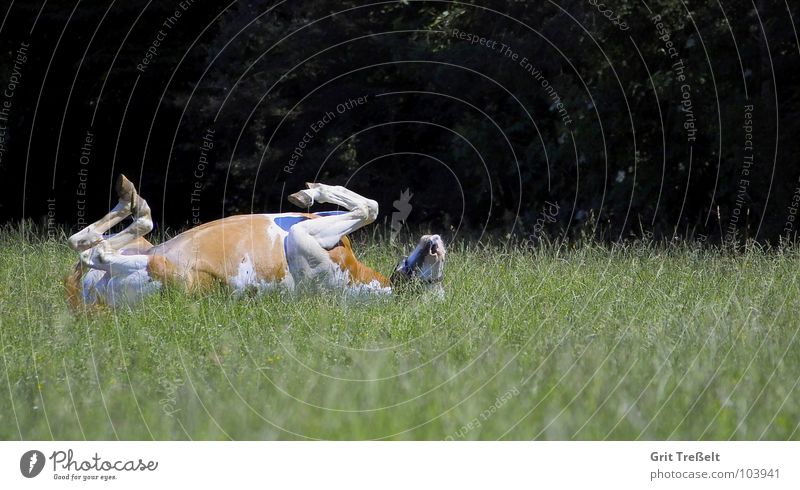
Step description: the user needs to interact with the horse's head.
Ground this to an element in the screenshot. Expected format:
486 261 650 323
390 234 446 288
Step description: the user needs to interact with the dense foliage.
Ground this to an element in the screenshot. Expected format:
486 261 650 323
0 1 798 243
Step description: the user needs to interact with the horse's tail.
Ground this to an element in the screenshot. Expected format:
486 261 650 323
63 262 85 311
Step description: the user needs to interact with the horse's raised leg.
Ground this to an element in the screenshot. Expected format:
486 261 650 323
67 174 153 252
285 183 381 287
68 175 166 307
287 183 378 249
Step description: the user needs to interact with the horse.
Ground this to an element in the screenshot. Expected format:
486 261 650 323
65 175 446 308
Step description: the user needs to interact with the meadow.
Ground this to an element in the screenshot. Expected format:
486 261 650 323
1 225 798 440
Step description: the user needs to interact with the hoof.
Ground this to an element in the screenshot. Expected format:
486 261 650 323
288 190 313 208
116 174 136 201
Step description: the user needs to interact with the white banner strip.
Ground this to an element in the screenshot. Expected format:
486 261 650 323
1 442 797 489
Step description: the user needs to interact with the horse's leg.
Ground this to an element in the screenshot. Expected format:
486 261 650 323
287 183 378 249
67 175 161 306
67 175 153 252
103 175 153 251
285 183 379 286
77 250 173 306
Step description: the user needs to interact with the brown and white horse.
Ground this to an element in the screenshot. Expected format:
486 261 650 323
65 176 446 308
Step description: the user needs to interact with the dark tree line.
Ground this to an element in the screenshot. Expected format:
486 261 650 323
1 0 798 243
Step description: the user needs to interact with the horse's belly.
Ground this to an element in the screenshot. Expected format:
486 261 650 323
150 215 293 292
227 252 294 293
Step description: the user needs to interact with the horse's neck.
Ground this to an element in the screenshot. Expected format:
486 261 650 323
327 236 389 287
351 260 390 288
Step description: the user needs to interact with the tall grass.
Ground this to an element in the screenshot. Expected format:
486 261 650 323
1 224 798 440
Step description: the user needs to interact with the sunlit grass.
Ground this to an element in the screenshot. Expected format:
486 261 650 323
1 224 798 440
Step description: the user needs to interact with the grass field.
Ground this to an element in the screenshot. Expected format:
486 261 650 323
1 225 799 440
